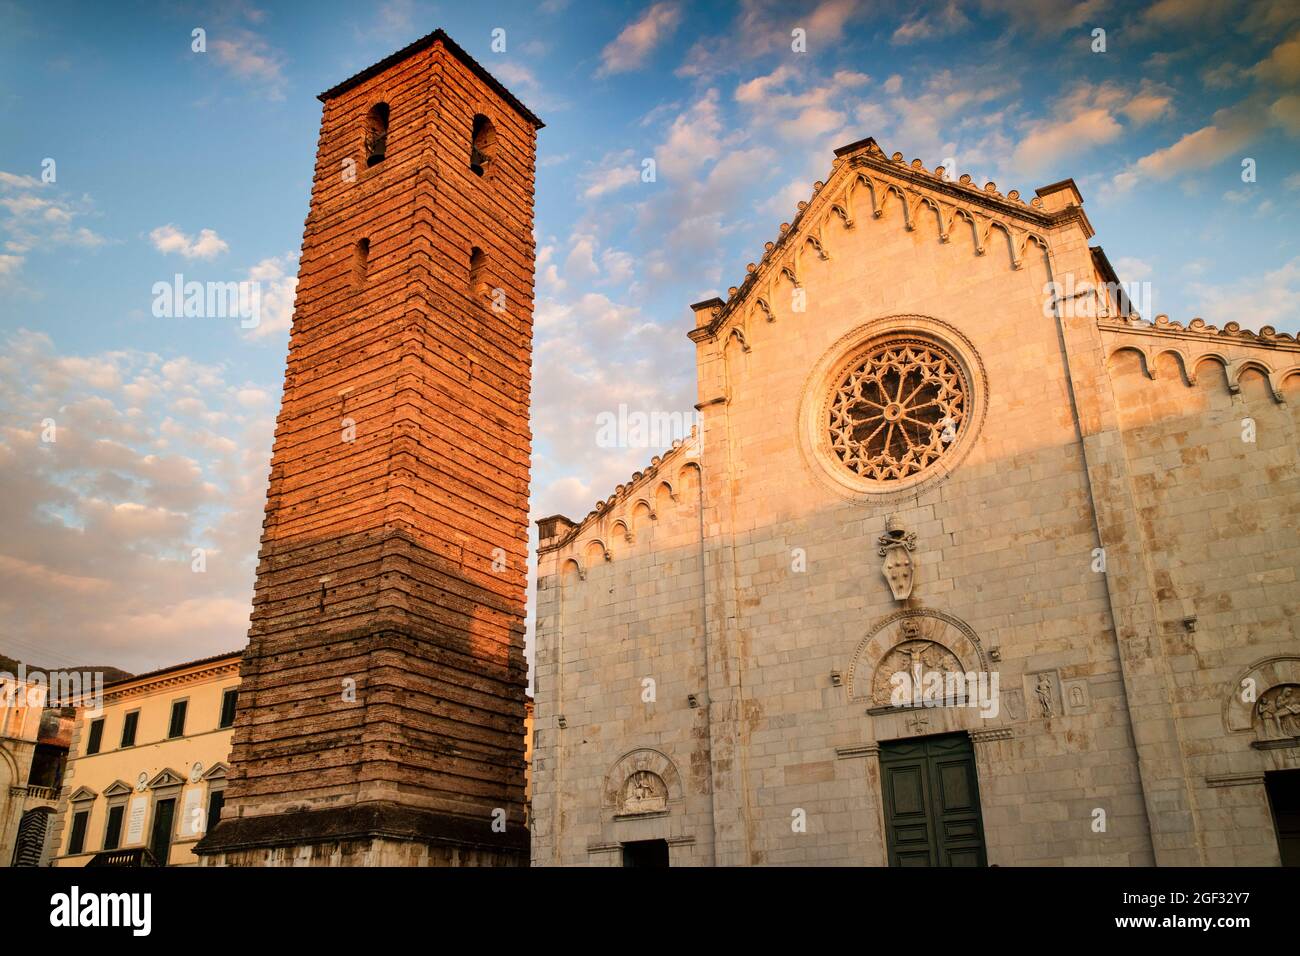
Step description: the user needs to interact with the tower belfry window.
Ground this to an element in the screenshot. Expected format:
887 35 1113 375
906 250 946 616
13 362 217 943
471 114 496 177
469 246 488 300
365 103 389 167
353 238 370 287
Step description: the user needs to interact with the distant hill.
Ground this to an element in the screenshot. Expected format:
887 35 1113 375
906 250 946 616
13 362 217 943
0 652 133 688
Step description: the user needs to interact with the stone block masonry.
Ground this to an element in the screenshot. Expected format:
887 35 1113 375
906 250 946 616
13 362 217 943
532 138 1300 868
196 30 542 867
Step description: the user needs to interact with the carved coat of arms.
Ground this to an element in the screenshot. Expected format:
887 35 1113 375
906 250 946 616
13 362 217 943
877 515 917 601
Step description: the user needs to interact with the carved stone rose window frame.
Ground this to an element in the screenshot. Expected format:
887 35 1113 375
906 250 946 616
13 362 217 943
798 316 988 502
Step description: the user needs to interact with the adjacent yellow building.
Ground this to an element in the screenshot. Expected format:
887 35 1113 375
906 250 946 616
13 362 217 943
50 651 242 867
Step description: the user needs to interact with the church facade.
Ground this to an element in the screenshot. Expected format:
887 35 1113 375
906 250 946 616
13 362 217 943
530 137 1300 866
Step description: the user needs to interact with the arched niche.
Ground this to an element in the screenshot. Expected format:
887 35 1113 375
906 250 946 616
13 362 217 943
602 748 682 817
654 481 675 515
676 461 701 499
560 557 584 585
583 539 609 567
630 499 655 539
1224 656 1300 739
1106 345 1150 379
847 608 989 705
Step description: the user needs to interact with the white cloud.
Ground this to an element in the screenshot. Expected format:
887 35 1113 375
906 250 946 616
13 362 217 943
601 249 636 285
1012 106 1122 176
892 1 970 45
1121 85 1174 126
234 386 270 407
494 62 538 92
0 171 42 189
1132 105 1267 181
0 330 277 671
979 0 1108 37
851 65 1019 180
677 0 863 79
211 29 288 99
1138 0 1229 32
492 61 565 114
1114 256 1152 281
537 244 566 294
149 224 229 260
581 150 642 199
1116 34 1300 188
597 2 682 77
735 65 797 105
1271 94 1300 134
370 0 415 40
1201 61 1241 91
804 0 862 43
0 172 108 266
1010 83 1171 177
656 88 729 173
1189 256 1300 335
759 177 813 219
734 66 867 144
564 234 600 279
241 253 299 341
1252 30 1300 87
531 286 694 520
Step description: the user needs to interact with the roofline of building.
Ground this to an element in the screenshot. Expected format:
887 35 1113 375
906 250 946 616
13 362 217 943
103 650 243 693
535 430 701 556
1090 245 1136 315
688 135 1067 347
317 28 545 129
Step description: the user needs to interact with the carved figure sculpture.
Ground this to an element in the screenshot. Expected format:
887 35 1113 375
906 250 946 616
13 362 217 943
1035 674 1054 718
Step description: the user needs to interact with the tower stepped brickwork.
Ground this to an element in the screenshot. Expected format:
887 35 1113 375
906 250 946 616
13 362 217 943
196 30 541 866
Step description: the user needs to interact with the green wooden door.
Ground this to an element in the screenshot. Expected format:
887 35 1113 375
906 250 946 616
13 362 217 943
880 733 987 867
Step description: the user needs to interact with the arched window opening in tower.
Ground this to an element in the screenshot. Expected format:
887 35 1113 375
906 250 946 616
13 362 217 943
469 246 488 301
364 103 389 167
353 238 370 288
471 114 496 177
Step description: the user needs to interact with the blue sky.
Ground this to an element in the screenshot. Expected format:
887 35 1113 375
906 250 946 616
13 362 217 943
1 0 1297 672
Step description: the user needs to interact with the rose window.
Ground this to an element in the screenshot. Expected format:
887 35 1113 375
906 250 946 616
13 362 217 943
828 339 967 481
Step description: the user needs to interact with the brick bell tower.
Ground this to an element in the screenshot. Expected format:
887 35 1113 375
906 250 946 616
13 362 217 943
196 31 541 866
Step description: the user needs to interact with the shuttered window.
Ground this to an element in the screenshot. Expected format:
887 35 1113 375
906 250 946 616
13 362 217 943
207 790 225 832
68 810 89 854
103 804 124 850
219 689 237 729
120 710 139 748
168 700 188 739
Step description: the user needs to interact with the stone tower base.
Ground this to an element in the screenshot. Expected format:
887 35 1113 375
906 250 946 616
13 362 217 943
196 803 528 867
